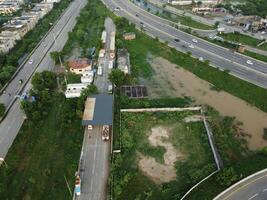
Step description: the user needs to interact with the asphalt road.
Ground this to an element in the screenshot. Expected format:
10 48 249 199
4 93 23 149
76 17 115 200
103 0 267 88
78 127 110 200
214 170 267 200
0 0 87 159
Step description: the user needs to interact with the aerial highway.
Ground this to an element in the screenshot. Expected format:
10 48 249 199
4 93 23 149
102 0 267 88
0 0 87 159
214 169 267 200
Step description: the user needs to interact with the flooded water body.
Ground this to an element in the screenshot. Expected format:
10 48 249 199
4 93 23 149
144 57 267 150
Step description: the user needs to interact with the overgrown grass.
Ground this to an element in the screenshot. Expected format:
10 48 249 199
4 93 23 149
242 50 267 63
0 94 83 199
112 111 216 200
220 32 261 47
258 43 267 51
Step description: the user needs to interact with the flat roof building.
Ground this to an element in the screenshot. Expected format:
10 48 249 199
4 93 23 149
82 94 113 126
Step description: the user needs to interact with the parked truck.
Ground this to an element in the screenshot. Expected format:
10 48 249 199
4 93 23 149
110 31 116 59
101 30 107 45
102 125 109 141
99 49 105 58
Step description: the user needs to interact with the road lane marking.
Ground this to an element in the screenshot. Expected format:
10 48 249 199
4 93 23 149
248 193 258 200
109 0 267 79
221 174 267 200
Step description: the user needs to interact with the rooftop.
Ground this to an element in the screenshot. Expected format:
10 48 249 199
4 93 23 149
69 58 91 69
82 94 113 126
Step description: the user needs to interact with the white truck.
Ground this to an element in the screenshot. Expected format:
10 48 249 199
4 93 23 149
97 66 103 76
99 49 105 58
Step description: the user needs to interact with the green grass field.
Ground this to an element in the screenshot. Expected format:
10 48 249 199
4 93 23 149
0 95 83 199
112 111 215 200
220 32 261 47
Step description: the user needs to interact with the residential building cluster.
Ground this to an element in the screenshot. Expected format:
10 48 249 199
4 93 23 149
65 58 95 98
0 0 24 15
0 0 60 53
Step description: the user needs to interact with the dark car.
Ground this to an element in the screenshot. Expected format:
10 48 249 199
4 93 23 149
174 38 180 42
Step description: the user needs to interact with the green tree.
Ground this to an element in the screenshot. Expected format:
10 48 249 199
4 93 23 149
108 69 126 87
216 167 239 186
197 1 202 7
0 103 5 117
31 71 57 91
50 51 63 65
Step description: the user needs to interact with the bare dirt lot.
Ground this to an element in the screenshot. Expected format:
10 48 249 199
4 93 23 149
141 57 267 150
138 126 184 184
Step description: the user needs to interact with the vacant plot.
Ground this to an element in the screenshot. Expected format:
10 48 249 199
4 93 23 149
112 111 215 200
140 56 267 150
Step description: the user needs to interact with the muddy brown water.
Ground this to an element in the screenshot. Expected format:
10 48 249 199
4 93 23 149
142 57 267 150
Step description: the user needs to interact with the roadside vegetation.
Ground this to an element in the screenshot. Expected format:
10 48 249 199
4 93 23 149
220 32 262 47
243 50 267 63
0 71 84 199
0 0 72 89
112 111 215 200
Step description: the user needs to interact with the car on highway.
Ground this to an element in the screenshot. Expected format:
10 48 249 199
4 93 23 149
136 13 139 17
114 7 120 11
28 59 34 64
246 60 253 65
174 38 180 42
188 44 194 48
199 57 204 61
192 39 198 43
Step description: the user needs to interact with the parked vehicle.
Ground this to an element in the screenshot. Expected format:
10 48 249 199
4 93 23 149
102 125 109 141
108 84 113 94
75 176 81 196
97 66 103 76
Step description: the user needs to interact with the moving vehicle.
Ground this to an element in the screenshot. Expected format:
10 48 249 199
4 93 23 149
188 44 194 48
88 125 93 130
174 38 180 42
192 39 198 43
136 13 139 17
28 59 34 64
199 57 204 61
114 7 120 11
246 60 253 65
102 125 109 141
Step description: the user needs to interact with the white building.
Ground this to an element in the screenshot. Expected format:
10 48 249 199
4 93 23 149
65 83 90 98
81 70 94 84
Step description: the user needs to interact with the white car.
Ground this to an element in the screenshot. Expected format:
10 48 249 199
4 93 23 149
188 44 194 48
246 60 253 65
192 39 198 43
87 125 93 130
199 57 204 61
114 7 120 11
28 59 34 64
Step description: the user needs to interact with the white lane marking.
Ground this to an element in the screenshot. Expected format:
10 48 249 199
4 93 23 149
263 188 267 192
248 193 258 200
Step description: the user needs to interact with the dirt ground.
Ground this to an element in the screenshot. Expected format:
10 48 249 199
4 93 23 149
138 126 184 184
140 57 267 150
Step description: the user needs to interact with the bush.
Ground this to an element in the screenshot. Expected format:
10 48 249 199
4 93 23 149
215 167 239 187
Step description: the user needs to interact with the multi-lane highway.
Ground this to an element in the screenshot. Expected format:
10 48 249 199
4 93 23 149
102 0 267 88
0 0 88 158
214 169 267 200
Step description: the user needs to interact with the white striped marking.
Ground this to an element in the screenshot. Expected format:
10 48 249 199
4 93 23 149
248 193 258 200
